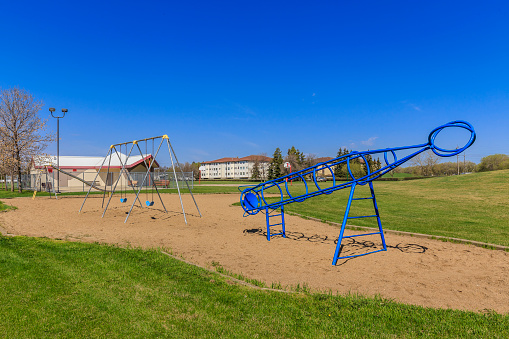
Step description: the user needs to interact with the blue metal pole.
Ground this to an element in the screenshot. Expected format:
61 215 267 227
281 205 286 238
369 181 387 251
265 207 271 241
332 183 356 265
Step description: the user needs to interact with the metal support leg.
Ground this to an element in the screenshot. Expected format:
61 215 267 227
167 142 187 224
332 183 356 265
280 205 286 238
167 139 202 217
265 207 270 241
369 181 387 251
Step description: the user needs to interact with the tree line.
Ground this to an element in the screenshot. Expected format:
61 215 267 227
400 150 505 176
0 87 53 192
262 146 383 181
388 151 509 176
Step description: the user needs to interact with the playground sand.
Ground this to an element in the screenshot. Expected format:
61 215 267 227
1 194 508 314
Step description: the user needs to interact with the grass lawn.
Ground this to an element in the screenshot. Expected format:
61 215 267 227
381 172 415 178
0 235 507 338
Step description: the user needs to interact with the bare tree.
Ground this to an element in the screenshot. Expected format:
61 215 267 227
0 131 16 191
170 162 200 180
0 87 53 192
410 150 440 176
257 153 269 180
305 153 317 168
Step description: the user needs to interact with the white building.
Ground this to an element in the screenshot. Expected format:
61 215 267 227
199 155 271 180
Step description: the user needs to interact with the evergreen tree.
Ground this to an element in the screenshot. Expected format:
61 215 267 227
251 160 260 180
334 148 351 177
268 148 283 180
334 148 344 177
364 154 374 175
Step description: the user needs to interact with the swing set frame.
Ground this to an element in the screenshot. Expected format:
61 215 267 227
79 135 201 224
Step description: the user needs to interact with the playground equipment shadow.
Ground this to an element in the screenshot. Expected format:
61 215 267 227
1 194 508 314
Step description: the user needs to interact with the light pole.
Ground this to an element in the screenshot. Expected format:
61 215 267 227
49 108 68 193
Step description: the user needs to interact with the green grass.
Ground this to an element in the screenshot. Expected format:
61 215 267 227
382 172 415 178
0 235 507 338
0 200 17 212
240 170 509 247
0 189 39 198
0 189 36 211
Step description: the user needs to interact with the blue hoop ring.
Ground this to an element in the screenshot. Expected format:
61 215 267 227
428 120 476 157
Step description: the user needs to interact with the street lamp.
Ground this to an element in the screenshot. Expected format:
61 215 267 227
49 108 68 193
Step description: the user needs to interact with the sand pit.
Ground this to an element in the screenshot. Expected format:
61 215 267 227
1 194 508 314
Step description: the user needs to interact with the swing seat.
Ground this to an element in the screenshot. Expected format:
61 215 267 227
146 200 154 207
120 198 127 203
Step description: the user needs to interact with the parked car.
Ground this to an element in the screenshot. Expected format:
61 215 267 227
316 176 327 182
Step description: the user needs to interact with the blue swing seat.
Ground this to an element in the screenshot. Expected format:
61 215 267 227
120 198 127 203
146 200 154 207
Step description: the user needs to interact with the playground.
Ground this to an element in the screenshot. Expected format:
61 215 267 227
1 193 508 314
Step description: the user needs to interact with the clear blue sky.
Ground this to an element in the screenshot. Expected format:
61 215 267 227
1 1 508 167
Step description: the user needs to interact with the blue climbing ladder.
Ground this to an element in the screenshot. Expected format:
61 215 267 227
332 181 387 265
265 205 286 241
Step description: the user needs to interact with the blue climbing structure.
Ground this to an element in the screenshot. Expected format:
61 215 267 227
239 121 476 265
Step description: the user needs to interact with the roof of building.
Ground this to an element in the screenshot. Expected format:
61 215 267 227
314 157 334 163
201 155 272 164
32 154 159 170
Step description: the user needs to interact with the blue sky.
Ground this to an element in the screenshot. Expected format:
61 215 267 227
1 1 508 167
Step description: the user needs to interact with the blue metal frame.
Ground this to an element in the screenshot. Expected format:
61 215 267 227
239 121 476 265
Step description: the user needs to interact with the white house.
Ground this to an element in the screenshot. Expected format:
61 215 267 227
199 155 271 180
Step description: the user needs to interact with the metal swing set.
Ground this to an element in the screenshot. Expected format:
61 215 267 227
79 135 201 224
